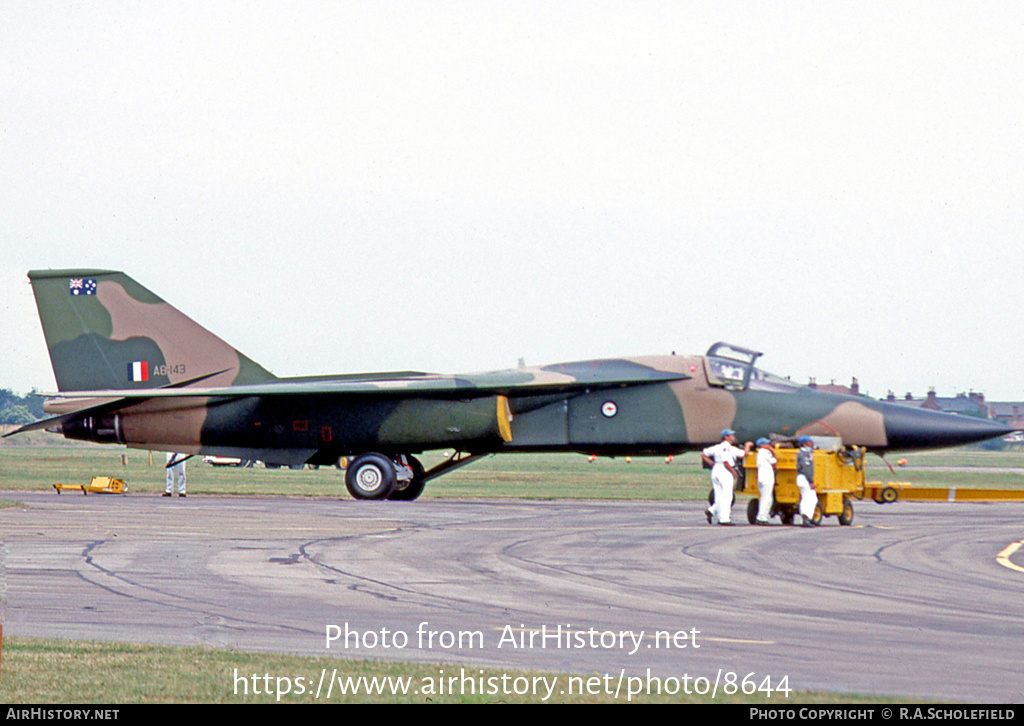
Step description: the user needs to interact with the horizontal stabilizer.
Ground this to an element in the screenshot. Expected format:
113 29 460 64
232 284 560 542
3 397 127 438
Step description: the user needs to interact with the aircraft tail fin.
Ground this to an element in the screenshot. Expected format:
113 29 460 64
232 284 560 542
28 269 276 392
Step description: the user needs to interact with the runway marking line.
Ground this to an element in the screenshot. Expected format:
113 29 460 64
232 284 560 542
996 541 1024 575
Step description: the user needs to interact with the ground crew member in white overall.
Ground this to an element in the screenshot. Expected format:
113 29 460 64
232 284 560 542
755 437 777 525
164 452 187 497
702 429 752 525
796 436 817 526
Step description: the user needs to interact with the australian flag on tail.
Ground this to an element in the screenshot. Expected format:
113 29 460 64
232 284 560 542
69 278 97 295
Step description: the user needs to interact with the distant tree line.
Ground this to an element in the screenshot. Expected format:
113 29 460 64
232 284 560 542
0 388 45 425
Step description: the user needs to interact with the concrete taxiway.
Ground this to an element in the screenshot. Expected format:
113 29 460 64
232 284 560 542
1 492 1022 702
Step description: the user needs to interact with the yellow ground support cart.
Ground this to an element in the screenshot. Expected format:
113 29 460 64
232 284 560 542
740 446 863 525
737 442 1024 525
54 476 127 495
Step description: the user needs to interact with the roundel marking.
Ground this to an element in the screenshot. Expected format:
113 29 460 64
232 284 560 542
601 401 618 418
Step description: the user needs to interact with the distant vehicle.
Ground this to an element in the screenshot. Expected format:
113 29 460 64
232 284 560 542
9 269 1015 501
202 456 252 467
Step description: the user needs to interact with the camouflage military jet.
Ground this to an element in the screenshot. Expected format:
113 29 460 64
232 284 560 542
8 269 1014 500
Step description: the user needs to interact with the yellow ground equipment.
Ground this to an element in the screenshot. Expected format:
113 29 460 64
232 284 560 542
740 446 1024 525
741 447 865 525
863 481 1024 503
54 476 127 495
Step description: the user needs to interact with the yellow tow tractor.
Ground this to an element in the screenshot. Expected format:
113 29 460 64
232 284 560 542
740 443 864 525
53 476 128 495
738 440 1024 525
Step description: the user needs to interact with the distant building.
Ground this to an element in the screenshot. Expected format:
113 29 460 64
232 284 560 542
807 377 861 397
989 402 1024 431
810 374 1021 433
884 388 1023 429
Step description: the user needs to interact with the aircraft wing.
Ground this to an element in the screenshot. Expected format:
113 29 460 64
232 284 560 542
4 361 690 437
31 364 690 400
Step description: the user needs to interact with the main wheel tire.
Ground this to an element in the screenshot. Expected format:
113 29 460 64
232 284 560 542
811 502 823 526
747 498 759 524
880 486 898 504
345 453 397 500
388 456 426 501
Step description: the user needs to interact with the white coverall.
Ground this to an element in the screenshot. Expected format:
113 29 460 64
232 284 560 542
755 446 777 523
796 474 816 520
703 440 745 524
165 452 187 495
796 446 816 521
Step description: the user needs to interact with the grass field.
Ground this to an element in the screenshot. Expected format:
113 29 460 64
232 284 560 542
0 636 896 704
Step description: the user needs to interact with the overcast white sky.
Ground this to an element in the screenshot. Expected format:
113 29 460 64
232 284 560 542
2 1 1022 401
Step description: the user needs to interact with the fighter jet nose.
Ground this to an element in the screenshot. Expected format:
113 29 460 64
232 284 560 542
882 405 1015 450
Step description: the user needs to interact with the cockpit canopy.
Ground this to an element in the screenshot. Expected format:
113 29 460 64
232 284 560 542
705 342 803 393
705 342 761 390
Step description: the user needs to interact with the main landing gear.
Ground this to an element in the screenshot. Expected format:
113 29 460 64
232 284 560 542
345 453 421 501
343 451 483 501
